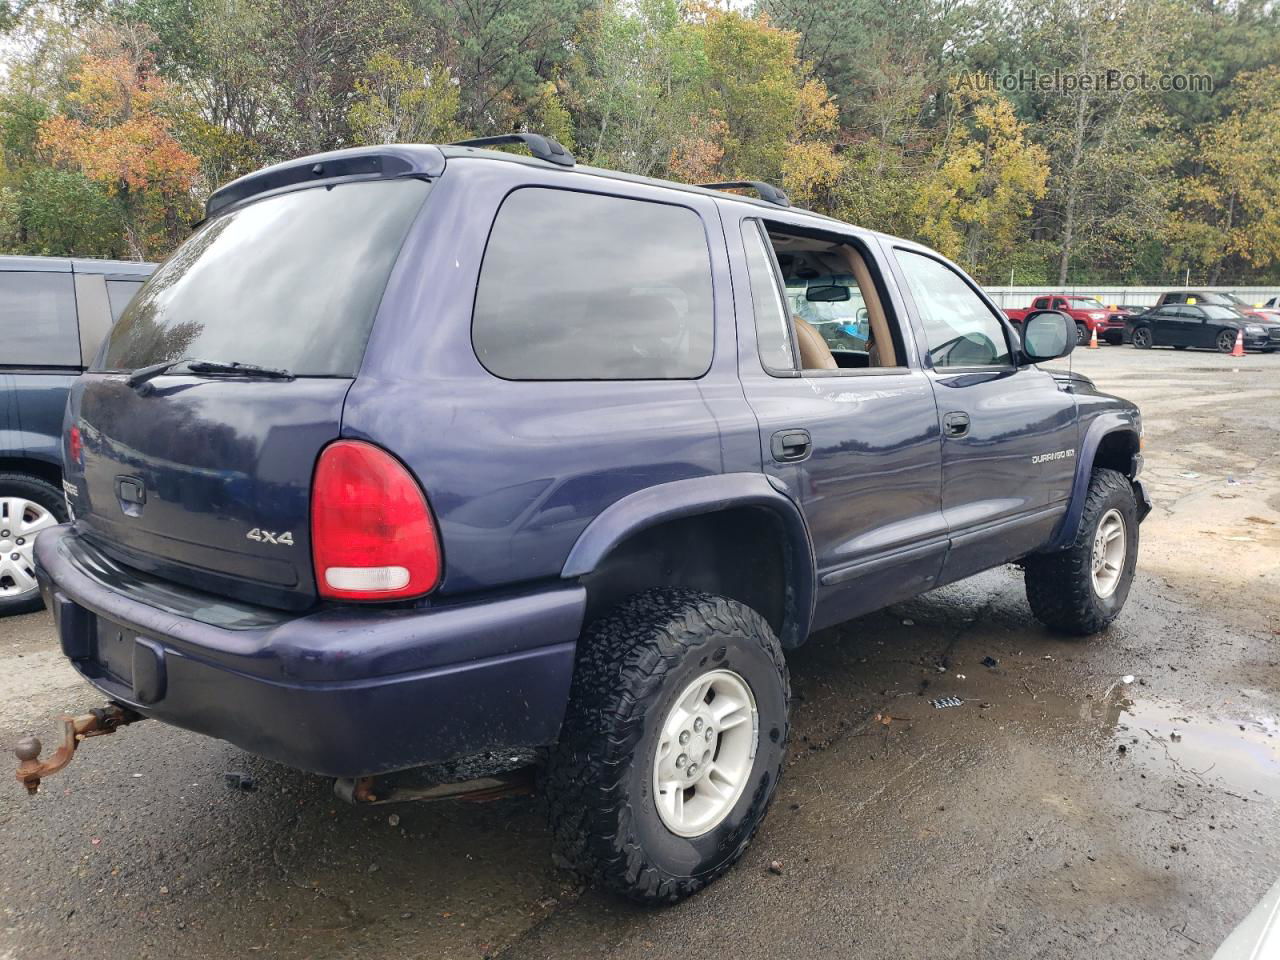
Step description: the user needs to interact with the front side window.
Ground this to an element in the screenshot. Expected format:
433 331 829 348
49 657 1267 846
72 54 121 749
99 178 432 376
1033 297 1050 309
472 188 714 380
0 271 79 367
895 249 1010 368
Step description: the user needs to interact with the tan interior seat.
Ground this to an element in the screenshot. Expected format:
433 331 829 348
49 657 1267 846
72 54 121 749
792 315 837 369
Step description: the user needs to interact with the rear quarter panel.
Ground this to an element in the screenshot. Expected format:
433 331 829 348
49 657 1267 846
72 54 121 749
2 372 75 468
343 159 762 595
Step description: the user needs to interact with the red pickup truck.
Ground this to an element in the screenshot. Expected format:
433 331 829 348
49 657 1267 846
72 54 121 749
1004 295 1130 345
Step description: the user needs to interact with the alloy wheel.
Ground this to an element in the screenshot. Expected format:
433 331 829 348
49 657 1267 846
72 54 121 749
652 669 759 838
1090 508 1126 599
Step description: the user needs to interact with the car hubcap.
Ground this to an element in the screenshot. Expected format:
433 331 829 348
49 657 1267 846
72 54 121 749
1090 508 1126 599
0 498 56 599
653 669 758 838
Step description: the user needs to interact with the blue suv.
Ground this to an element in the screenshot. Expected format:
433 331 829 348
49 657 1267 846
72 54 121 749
0 255 153 613
27 135 1148 902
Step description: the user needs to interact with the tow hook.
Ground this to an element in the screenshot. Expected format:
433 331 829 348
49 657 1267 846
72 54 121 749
13 704 145 795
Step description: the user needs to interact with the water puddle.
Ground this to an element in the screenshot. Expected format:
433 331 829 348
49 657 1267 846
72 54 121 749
1096 683 1280 799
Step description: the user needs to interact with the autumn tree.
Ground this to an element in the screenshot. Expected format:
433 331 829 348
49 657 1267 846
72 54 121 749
348 50 467 145
913 82 1049 273
39 36 199 257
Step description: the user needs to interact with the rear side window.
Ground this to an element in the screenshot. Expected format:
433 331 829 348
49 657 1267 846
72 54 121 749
99 178 431 376
105 280 143 322
0 271 80 366
472 188 714 380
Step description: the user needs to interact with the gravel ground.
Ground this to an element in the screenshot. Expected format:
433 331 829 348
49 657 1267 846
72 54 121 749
1 344 1277 960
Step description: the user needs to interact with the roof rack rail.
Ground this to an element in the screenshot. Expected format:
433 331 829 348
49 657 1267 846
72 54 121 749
449 133 575 167
698 180 790 207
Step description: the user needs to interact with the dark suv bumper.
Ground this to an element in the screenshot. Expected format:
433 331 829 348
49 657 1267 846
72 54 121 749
35 524 584 778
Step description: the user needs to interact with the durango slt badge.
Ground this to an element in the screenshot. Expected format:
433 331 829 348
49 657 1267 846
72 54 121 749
1032 449 1076 464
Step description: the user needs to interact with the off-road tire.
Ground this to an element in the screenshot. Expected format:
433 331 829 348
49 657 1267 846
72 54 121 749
1131 326 1153 349
0 472 67 616
546 589 789 903
1024 468 1138 636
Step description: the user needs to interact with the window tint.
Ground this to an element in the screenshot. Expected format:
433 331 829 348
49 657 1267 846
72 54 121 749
1033 297 1049 309
741 221 794 371
0 271 80 366
895 250 1010 368
99 178 431 376
105 280 143 322
473 188 713 380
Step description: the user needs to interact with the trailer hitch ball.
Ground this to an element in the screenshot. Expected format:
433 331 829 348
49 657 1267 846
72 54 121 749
13 705 144 795
15 734 44 796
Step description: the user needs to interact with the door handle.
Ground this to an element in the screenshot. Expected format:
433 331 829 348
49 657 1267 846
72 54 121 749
771 429 812 462
943 412 970 438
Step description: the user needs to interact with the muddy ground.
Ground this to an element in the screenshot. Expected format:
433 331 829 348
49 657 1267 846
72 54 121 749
1 345 1277 960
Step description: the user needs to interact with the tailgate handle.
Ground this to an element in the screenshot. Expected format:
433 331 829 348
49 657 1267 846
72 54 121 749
115 476 146 516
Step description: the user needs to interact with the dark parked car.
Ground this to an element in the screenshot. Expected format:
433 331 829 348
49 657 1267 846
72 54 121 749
1129 302 1280 352
27 136 1148 902
0 256 154 613
1155 289 1269 321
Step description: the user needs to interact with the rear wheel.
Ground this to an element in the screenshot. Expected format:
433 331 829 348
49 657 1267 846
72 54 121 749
1216 329 1238 353
546 589 789 903
1131 326 1153 349
1024 468 1138 635
0 474 66 616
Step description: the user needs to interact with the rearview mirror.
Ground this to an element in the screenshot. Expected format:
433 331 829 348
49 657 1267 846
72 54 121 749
806 284 850 302
1022 310 1075 363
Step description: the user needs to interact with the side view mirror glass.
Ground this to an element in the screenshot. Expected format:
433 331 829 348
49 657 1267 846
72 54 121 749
1022 310 1075 363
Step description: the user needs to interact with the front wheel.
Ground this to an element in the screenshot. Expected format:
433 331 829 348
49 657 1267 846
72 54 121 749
546 589 789 903
1024 468 1138 635
1076 324 1089 346
1131 326 1153 349
1217 329 1238 353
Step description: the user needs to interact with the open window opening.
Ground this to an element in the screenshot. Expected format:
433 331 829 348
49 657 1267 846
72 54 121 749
743 221 908 374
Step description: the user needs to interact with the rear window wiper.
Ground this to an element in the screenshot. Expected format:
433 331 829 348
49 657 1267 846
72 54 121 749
126 358 294 389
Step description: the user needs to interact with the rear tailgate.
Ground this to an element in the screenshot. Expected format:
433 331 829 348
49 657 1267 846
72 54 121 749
63 174 434 610
67 375 348 610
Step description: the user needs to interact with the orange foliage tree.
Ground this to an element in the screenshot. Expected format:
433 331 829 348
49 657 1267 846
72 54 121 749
40 50 200 258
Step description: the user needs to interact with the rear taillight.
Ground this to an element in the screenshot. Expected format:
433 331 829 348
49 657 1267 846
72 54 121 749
311 440 441 601
67 424 82 466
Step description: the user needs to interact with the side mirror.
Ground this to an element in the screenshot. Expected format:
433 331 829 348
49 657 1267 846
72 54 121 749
806 284 851 303
1021 310 1075 363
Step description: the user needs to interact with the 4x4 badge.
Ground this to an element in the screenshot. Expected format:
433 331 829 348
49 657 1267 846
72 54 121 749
247 528 294 546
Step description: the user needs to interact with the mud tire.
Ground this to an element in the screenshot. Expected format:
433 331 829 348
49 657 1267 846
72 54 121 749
546 589 789 903
1024 468 1138 636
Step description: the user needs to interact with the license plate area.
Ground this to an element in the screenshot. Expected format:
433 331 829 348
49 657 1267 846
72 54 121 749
92 619 135 688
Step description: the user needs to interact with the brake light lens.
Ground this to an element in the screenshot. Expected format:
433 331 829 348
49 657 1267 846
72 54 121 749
311 440 441 601
67 424 82 466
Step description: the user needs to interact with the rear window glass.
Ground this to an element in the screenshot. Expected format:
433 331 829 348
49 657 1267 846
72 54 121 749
98 178 431 376
0 271 80 366
472 187 714 380
105 280 143 322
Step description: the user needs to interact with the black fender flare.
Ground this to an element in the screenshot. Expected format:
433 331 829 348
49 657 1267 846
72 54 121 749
560 472 817 647
1041 413 1142 551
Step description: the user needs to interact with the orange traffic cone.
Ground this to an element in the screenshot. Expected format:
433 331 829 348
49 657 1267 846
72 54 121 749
1231 328 1245 358
1088 325 1099 349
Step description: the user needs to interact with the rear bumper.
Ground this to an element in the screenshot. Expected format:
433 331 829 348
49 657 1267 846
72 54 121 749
35 524 584 778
